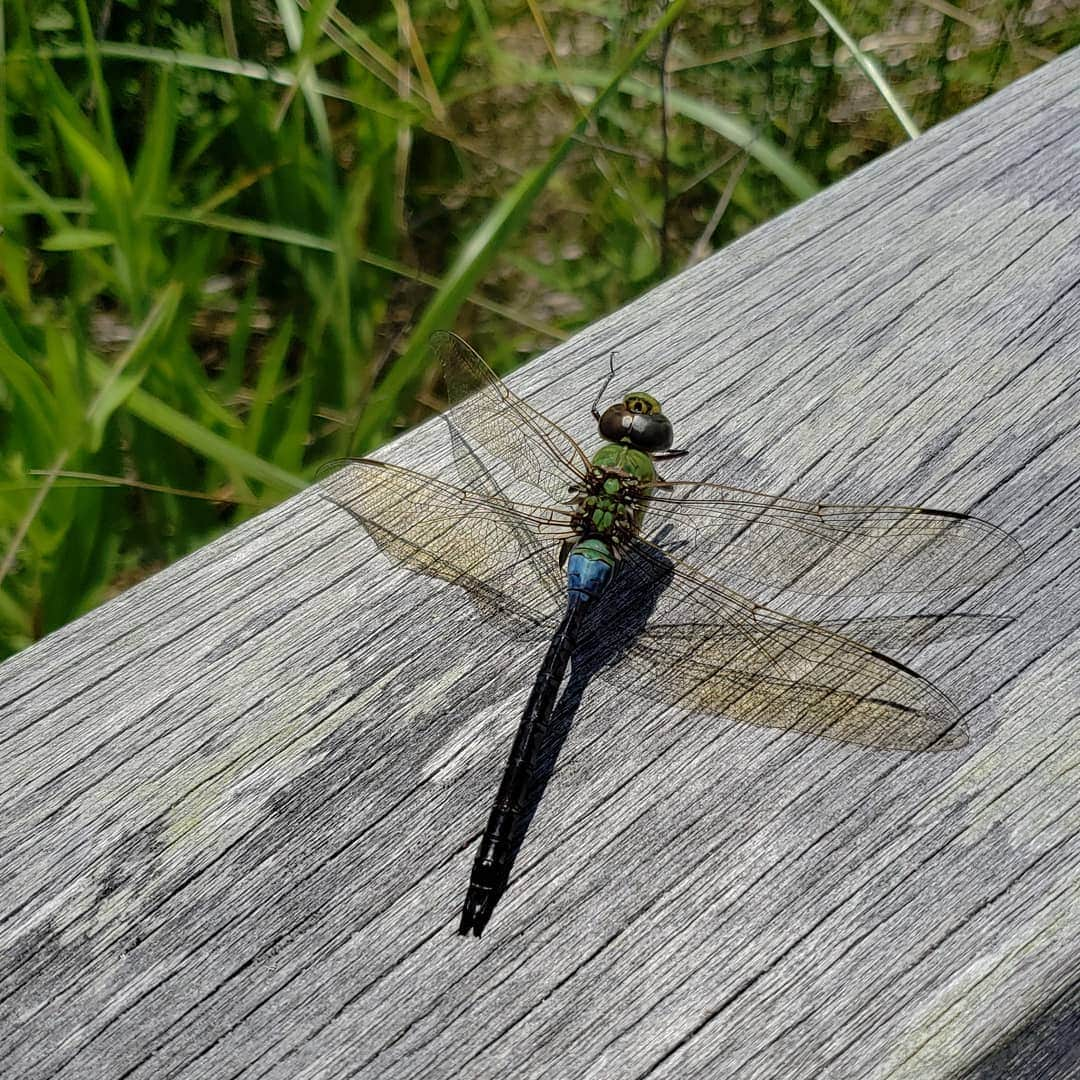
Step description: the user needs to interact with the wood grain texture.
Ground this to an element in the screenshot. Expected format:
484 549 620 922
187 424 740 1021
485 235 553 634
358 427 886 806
2 51 1079 1080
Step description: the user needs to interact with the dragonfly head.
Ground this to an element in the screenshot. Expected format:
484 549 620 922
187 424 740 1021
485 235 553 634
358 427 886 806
598 392 674 453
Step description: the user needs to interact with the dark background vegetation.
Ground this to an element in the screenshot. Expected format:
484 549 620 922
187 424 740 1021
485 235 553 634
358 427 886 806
1 0 1077 658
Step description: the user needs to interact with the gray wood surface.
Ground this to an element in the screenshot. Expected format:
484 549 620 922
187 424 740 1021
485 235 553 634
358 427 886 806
3 50 1080 1080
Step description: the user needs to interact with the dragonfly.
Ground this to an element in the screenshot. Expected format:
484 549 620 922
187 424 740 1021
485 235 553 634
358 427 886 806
320 332 1020 937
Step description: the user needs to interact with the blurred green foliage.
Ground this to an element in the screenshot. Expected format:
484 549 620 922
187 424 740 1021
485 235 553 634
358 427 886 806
0 0 1077 656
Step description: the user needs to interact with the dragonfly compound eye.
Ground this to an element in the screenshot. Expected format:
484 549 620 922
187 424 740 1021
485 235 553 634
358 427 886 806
598 400 674 453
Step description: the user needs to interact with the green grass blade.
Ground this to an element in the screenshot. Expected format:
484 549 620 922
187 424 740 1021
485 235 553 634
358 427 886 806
87 357 305 493
132 68 178 213
0 448 69 590
276 0 334 152
42 326 87 442
273 354 315 474
805 0 921 139
0 234 31 310
245 317 293 455
74 0 116 149
517 66 819 202
49 109 124 208
0 582 32 643
0 335 57 455
14 42 414 123
86 281 183 450
148 206 337 250
362 0 691 444
40 227 116 250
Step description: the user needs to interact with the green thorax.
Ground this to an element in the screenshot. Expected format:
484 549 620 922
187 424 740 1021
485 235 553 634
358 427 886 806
590 441 657 484
580 440 658 537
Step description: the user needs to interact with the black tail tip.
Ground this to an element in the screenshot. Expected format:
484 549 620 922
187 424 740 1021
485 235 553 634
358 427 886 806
458 885 497 938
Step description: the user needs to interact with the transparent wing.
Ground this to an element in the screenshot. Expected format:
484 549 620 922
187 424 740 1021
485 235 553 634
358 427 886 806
321 462 973 751
603 538 967 752
434 331 592 505
643 480 1022 597
319 459 570 639
811 612 1011 652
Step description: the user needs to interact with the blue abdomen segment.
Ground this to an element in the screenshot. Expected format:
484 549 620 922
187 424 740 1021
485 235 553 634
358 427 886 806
566 538 615 602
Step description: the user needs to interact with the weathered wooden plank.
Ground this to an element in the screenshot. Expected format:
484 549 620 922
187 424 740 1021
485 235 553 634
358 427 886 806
2 49 1079 1080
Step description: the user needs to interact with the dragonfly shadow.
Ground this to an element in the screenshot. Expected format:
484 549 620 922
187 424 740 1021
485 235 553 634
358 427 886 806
494 547 1011 916
500 545 678 900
